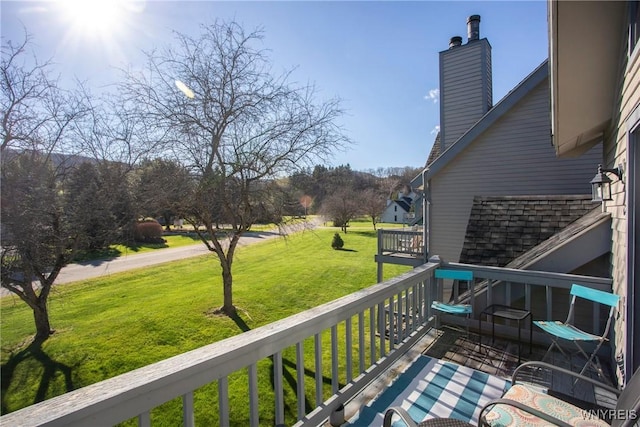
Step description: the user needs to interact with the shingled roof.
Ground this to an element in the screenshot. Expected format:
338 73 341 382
504 207 611 270
459 195 600 267
394 197 412 213
426 132 441 167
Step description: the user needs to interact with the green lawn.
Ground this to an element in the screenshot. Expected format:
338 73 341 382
116 233 203 252
0 227 411 425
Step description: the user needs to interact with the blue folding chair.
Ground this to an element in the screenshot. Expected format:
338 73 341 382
430 269 474 335
534 284 620 382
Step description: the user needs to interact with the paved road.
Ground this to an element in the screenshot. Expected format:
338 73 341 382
55 231 280 284
0 230 284 298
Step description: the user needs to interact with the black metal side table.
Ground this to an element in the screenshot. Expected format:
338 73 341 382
479 304 532 363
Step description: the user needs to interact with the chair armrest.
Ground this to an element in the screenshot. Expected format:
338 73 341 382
478 398 574 427
383 407 419 427
512 361 620 395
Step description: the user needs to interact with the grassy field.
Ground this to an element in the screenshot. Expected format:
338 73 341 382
1 225 411 425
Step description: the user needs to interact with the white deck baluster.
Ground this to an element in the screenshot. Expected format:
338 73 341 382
314 333 322 406
296 342 305 421
346 317 353 382
218 377 229 426
358 311 365 373
274 351 284 426
249 363 259 427
369 306 376 364
378 302 385 357
138 411 150 427
182 392 194 427
331 325 339 394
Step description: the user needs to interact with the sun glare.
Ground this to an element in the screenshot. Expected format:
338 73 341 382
55 0 145 70
60 0 124 36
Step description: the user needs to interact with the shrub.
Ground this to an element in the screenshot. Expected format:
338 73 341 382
134 219 166 244
331 233 344 250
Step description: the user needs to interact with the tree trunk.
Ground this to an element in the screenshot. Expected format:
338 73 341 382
32 299 53 343
220 259 235 315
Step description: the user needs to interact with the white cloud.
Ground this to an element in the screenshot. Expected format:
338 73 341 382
430 125 440 135
424 88 439 103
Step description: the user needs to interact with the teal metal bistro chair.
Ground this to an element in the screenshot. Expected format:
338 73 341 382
431 269 474 335
533 284 620 382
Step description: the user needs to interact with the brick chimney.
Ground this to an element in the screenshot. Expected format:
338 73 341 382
439 15 492 153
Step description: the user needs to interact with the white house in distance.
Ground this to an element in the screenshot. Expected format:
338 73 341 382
379 189 417 224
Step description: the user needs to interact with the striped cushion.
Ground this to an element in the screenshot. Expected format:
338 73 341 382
347 356 508 426
533 321 601 341
483 384 609 427
431 301 472 315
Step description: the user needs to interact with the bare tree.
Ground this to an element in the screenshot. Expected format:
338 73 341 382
299 195 313 218
0 34 135 343
0 34 90 343
133 158 193 229
1 32 85 155
378 175 399 201
321 189 362 233
119 21 350 315
72 87 165 168
361 188 386 230
1 153 65 343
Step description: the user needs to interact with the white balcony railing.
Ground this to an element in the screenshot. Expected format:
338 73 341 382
0 262 441 427
442 261 613 339
376 229 424 258
0 259 613 426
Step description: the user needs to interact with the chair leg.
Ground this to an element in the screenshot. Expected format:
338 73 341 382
574 340 609 383
540 339 560 364
559 344 574 371
543 339 610 385
465 313 470 339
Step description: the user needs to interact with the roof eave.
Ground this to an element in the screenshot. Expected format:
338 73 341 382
549 0 626 157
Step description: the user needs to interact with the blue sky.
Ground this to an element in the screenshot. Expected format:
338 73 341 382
1 0 549 171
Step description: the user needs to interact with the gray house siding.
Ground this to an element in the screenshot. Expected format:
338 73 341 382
604 16 640 384
439 39 492 150
429 77 603 264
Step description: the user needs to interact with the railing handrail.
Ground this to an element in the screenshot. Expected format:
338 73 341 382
444 261 612 290
0 263 439 427
378 229 422 235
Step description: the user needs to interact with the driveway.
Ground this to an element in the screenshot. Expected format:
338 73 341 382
54 231 280 284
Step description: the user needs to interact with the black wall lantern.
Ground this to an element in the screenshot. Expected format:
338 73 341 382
590 164 624 202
